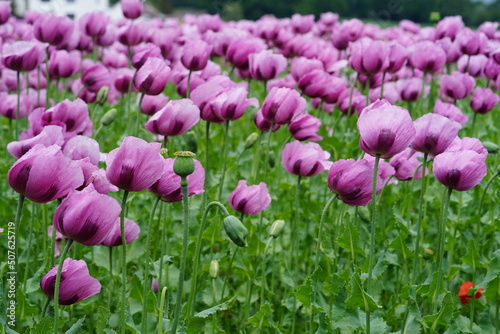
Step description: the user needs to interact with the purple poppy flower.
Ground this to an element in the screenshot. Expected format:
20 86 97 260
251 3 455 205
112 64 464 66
0 92 34 120
53 185 121 246
411 113 461 156
261 87 306 125
349 38 389 75
144 99 200 137
79 12 109 38
435 16 464 40
470 88 499 114
433 150 487 191
445 137 488 157
0 1 11 25
440 71 475 101
134 57 171 96
7 125 64 159
49 50 81 80
248 50 287 81
2 41 44 72
131 43 162 70
433 100 468 125
357 99 415 159
228 180 271 215
389 148 425 181
282 140 332 177
63 135 101 165
181 39 212 72
40 258 101 305
327 159 378 206
8 144 84 203
117 21 144 46
226 37 266 70
298 69 330 99
209 86 258 121
149 158 205 202
106 136 165 192
410 41 446 74
100 218 140 247
121 0 143 20
456 28 487 56
34 13 74 46
289 114 322 142
254 109 280 133
140 93 169 116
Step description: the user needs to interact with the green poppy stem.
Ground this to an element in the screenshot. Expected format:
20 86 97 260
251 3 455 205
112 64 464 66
412 153 428 284
119 190 129 334
218 121 231 200
53 239 74 334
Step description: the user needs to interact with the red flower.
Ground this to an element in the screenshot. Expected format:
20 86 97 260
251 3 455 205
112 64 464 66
458 282 484 305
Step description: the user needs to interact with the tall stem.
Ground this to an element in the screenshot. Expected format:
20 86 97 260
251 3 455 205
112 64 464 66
259 237 274 304
379 72 386 100
158 287 168 334
171 184 190 333
262 125 274 183
203 121 211 207
45 47 50 108
135 93 145 137
366 154 381 334
433 187 453 312
476 171 499 238
119 190 129 334
411 153 428 284
53 239 74 334
23 201 36 292
186 70 192 99
15 71 21 139
365 74 371 108
187 201 229 318
218 121 231 200
220 247 239 303
251 131 264 183
310 194 338 333
14 194 25 272
141 196 162 334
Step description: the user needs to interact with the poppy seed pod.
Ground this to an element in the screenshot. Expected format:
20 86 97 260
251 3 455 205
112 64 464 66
40 258 101 305
223 215 248 247
209 260 219 278
173 151 196 180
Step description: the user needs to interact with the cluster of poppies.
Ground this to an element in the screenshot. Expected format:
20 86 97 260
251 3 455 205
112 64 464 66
1 0 499 330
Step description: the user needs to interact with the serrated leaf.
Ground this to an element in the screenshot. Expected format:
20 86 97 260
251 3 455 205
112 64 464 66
338 219 364 258
294 276 313 308
371 316 388 334
24 266 45 294
186 317 205 334
29 317 54 334
477 256 500 293
388 234 413 261
460 240 484 270
314 312 332 334
454 315 481 333
401 301 421 334
346 272 380 311
95 306 110 333
64 317 85 334
193 296 235 318
247 302 273 328
421 293 455 331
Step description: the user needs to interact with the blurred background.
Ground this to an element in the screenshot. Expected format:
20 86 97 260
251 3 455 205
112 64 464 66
10 0 500 26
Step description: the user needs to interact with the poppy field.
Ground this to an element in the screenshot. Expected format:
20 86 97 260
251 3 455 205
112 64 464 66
1 0 500 333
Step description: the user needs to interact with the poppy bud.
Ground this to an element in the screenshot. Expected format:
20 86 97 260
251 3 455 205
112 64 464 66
269 220 285 239
173 151 196 180
185 131 198 154
483 142 499 154
358 206 371 223
101 108 117 126
223 215 248 247
244 132 259 150
96 86 109 106
209 260 219 279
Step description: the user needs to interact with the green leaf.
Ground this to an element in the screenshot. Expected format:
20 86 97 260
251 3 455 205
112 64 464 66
371 316 388 334
314 312 332 334
337 219 364 258
193 296 235 318
421 293 455 331
401 301 421 334
64 317 85 334
346 272 380 311
460 240 484 270
388 234 413 261
24 265 45 294
95 306 111 333
247 302 273 328
29 317 54 334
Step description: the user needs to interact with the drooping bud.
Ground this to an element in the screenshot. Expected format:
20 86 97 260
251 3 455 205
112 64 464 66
223 215 248 247
483 142 499 154
358 206 371 224
185 131 198 154
173 151 196 181
100 108 117 126
96 86 109 105
269 220 285 239
209 260 219 279
244 132 259 150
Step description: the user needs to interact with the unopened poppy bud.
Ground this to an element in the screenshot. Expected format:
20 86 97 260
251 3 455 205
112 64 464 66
358 206 371 223
173 151 196 180
244 132 259 150
96 86 109 105
483 142 499 154
223 215 248 247
430 12 440 23
185 131 198 154
209 260 219 279
100 108 117 126
269 220 285 238
423 248 434 258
